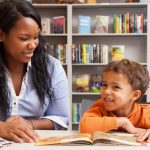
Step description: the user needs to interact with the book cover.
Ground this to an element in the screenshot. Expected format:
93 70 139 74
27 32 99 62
90 75 102 93
75 74 90 92
41 18 50 35
53 16 65 33
78 15 91 34
95 15 109 33
35 131 150 146
111 45 125 61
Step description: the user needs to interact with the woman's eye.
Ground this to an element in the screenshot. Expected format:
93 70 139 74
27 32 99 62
20 37 28 41
34 36 38 40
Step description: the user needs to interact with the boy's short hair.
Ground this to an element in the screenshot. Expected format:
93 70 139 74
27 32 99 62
102 59 150 98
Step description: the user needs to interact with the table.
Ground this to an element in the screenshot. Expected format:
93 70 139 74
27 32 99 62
1 130 150 150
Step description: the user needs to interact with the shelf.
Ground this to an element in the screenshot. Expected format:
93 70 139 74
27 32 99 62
72 122 79 125
72 63 106 66
33 4 68 8
72 33 147 37
140 63 147 65
72 92 100 95
42 34 67 37
72 3 147 8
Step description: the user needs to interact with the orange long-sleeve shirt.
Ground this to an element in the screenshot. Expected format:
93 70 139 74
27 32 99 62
80 98 150 133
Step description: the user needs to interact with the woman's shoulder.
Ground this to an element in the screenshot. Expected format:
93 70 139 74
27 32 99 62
47 55 64 75
47 55 61 65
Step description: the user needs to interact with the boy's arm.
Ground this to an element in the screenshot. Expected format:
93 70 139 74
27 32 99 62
80 115 118 133
80 99 118 133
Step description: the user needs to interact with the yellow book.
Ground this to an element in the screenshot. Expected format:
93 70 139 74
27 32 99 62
82 44 87 64
86 0 96 3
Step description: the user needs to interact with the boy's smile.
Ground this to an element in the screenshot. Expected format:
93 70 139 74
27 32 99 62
101 71 139 117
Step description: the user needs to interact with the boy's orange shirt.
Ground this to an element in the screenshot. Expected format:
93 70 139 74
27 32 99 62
80 99 150 133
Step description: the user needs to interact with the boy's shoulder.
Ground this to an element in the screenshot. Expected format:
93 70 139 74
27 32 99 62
138 103 150 109
136 103 150 114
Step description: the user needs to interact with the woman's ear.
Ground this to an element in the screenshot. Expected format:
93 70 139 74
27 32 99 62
132 90 141 102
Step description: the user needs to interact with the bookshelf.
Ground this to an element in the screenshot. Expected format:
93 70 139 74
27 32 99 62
33 2 150 130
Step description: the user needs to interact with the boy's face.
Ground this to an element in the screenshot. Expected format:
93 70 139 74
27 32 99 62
101 71 140 116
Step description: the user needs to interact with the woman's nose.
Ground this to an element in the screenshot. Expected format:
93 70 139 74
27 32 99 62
27 40 37 49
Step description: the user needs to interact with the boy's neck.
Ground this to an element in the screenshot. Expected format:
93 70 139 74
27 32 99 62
113 101 135 117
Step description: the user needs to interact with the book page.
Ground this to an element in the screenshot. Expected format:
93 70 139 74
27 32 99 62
92 131 144 146
35 133 92 146
0 137 13 148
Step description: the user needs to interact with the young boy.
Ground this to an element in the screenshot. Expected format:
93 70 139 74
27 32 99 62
80 59 150 143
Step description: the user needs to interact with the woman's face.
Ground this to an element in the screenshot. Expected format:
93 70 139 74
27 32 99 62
1 17 39 64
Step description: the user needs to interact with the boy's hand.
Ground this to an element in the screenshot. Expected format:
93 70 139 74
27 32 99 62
117 117 145 134
135 129 150 143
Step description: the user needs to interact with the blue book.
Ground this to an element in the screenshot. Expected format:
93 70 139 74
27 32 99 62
78 15 91 34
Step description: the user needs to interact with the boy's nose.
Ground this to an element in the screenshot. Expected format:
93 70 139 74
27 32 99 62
104 88 112 95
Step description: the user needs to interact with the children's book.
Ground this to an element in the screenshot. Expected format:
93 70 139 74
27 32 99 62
111 45 125 61
78 15 91 34
75 74 90 92
95 15 109 33
90 75 101 93
41 18 50 35
35 131 150 146
53 16 65 33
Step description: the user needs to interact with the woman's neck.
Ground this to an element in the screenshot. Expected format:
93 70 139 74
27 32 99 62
4 59 27 75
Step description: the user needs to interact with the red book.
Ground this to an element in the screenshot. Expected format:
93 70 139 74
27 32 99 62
53 16 65 34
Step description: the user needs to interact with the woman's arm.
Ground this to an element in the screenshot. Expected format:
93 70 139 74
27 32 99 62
41 57 70 129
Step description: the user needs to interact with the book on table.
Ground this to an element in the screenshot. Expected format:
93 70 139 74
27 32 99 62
35 131 150 146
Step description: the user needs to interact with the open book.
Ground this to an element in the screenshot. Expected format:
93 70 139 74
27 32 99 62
35 131 150 146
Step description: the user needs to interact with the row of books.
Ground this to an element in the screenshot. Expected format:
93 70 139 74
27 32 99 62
41 16 65 35
77 14 147 34
114 13 147 33
49 44 67 63
47 43 125 64
72 44 108 64
73 74 102 93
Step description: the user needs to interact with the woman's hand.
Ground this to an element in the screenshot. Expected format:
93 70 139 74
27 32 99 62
6 115 33 129
0 116 38 143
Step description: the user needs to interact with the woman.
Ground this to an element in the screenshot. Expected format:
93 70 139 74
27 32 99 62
0 0 70 143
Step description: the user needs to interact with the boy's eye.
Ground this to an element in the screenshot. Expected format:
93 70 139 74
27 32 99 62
113 85 121 89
